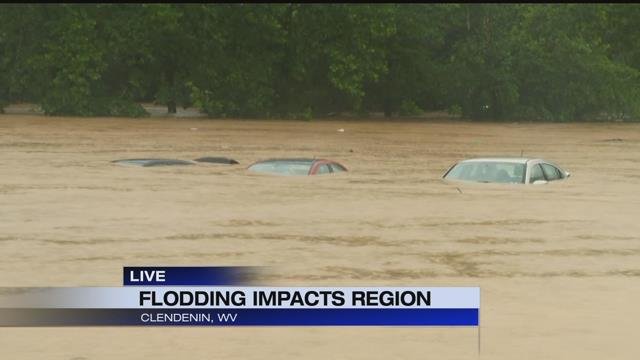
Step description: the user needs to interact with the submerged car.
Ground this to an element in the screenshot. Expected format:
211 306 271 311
194 156 239 165
247 158 347 176
112 158 195 167
443 157 570 184
113 156 239 167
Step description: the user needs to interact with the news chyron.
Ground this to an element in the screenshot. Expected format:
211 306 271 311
0 266 479 327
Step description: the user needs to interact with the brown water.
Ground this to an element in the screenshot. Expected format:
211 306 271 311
1 115 639 359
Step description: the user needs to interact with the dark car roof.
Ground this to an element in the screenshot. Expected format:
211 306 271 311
112 158 195 167
194 156 239 164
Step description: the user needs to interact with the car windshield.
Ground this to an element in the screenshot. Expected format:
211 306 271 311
444 161 526 184
248 160 313 176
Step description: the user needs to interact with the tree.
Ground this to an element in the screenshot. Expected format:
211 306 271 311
512 5 640 120
1 4 639 121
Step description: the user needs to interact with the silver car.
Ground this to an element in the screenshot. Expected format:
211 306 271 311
443 157 570 185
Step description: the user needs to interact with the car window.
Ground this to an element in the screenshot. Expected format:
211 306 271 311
329 163 346 173
317 164 331 175
529 164 545 183
541 163 562 181
444 162 525 184
248 161 312 176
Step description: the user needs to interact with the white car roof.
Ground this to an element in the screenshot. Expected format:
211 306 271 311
458 157 537 164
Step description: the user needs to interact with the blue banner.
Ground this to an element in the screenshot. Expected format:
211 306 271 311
123 266 256 286
0 308 478 326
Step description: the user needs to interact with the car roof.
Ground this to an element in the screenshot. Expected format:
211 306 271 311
252 158 327 164
193 156 239 164
458 157 537 164
112 158 195 167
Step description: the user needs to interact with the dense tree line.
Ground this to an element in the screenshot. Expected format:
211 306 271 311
1 4 639 120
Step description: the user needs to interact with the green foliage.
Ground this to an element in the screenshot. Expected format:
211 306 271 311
92 98 149 117
323 5 396 110
439 5 522 120
1 4 639 121
364 5 449 116
186 5 283 118
448 105 463 117
287 106 313 121
509 5 640 121
36 7 106 115
399 100 424 116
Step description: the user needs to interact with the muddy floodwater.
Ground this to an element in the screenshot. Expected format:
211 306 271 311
1 115 639 359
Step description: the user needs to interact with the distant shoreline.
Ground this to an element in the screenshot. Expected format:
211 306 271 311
2 103 634 123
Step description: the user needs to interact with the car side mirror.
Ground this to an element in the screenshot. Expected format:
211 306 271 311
532 180 548 185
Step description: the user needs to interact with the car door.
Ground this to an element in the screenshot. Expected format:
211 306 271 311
527 162 546 184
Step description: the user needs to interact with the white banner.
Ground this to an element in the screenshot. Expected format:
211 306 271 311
0 287 479 309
